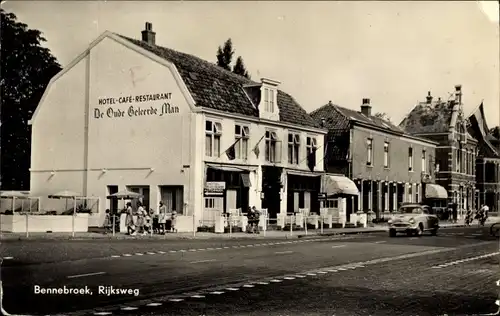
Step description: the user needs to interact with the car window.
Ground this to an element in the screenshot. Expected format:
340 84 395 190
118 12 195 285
399 207 422 214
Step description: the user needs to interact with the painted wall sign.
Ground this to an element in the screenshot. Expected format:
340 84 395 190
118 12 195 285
93 92 179 119
204 181 226 196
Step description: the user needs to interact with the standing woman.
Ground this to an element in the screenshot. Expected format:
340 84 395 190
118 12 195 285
158 201 167 234
136 202 146 235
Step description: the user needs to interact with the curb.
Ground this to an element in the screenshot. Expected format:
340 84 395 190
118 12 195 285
298 229 386 238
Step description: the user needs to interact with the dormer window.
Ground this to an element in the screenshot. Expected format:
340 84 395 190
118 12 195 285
264 88 275 113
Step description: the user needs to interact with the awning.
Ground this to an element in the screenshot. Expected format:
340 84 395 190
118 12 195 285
425 184 448 199
321 175 359 197
206 164 255 172
286 169 322 178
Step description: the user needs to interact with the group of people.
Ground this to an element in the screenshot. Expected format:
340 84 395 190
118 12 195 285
465 204 489 226
245 206 261 234
104 201 177 236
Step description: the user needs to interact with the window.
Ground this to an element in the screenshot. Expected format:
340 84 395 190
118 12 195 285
383 142 389 168
367 138 373 166
421 150 426 173
408 184 413 203
456 148 461 172
265 130 281 163
264 88 275 113
465 150 468 174
205 120 222 157
287 133 300 164
415 184 420 203
408 147 413 171
235 125 250 160
306 136 318 167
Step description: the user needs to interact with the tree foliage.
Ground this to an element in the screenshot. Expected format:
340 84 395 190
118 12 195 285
374 112 392 123
1 9 62 190
232 56 250 79
216 38 250 79
216 38 233 71
490 126 500 139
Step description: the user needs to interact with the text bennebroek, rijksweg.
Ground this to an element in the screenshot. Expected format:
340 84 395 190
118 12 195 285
33 285 140 296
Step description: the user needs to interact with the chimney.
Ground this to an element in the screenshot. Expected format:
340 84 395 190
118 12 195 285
426 91 433 104
360 98 371 116
455 84 462 104
141 22 156 45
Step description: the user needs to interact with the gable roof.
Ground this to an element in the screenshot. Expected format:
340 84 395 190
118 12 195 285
118 34 320 129
399 99 455 134
310 102 403 133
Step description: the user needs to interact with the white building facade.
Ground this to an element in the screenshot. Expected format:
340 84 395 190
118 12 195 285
28 23 326 229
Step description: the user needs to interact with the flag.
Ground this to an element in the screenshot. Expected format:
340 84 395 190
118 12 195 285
252 135 265 158
307 147 317 172
224 137 242 160
468 102 499 157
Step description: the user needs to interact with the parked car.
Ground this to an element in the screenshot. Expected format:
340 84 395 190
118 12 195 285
388 203 439 237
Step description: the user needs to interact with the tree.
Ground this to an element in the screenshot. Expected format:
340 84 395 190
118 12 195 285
232 56 250 79
216 38 233 71
490 126 500 139
1 9 62 190
374 112 392 123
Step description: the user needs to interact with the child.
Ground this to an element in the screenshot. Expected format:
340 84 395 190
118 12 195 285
104 209 112 234
171 210 177 233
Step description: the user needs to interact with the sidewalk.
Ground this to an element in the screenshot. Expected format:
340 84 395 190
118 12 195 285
1 219 496 241
1 226 385 241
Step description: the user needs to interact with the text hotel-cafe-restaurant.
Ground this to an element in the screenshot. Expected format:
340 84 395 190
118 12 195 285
27 22 359 230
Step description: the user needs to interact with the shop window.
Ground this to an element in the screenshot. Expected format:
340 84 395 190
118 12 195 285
299 192 305 209
322 199 338 208
159 186 183 214
127 186 150 210
288 133 300 164
234 125 250 160
265 130 282 163
205 120 222 157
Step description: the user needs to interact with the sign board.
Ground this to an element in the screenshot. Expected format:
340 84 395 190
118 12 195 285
204 181 226 196
93 93 180 120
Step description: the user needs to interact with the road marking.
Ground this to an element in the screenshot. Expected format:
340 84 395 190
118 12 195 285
243 284 255 287
94 312 112 315
179 250 187 252
275 251 294 254
226 287 239 291
169 298 184 302
121 306 138 311
223 246 230 249
197 248 205 251
111 255 120 258
409 238 417 240
337 268 347 271
316 271 328 274
471 233 483 236
210 291 225 294
146 303 162 307
270 279 282 283
67 272 106 279
295 275 307 278
327 269 338 272
374 241 386 244
283 276 296 279
157 251 166 254
123 254 132 257
191 295 205 298
189 249 197 252
146 252 156 255
307 273 317 276
135 253 144 256
207 247 215 250
431 252 500 268
3 257 13 260
190 259 216 264
215 247 222 250
169 250 177 253
331 245 346 248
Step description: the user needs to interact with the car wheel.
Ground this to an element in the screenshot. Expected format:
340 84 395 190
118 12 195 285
415 224 423 237
389 229 396 237
431 228 438 236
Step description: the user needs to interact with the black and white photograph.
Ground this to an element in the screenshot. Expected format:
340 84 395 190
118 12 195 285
1 1 499 315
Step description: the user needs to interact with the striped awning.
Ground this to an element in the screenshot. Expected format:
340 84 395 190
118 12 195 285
321 175 359 197
425 184 448 199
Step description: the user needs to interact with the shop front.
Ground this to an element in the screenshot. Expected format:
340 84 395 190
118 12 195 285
422 183 448 219
261 166 283 219
320 174 359 222
285 170 322 215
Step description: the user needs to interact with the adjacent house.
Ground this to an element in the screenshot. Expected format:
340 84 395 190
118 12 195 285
28 22 328 229
311 98 442 220
400 85 478 212
467 103 500 212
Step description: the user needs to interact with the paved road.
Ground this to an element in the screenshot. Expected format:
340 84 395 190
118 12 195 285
1 227 499 315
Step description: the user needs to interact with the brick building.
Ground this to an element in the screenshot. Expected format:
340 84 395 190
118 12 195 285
400 85 478 213
311 99 441 220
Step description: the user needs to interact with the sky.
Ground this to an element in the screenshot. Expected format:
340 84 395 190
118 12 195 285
3 1 500 127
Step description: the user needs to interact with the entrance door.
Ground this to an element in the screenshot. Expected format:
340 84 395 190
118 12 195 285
107 185 118 213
